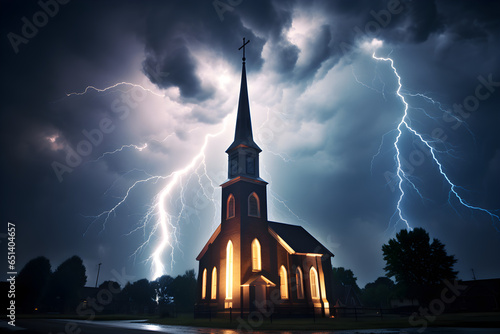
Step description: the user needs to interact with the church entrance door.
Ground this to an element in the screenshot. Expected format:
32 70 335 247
250 282 267 313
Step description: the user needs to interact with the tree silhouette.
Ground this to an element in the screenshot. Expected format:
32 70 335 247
17 256 51 313
382 228 457 302
153 275 175 316
46 255 87 312
98 280 120 292
332 267 360 292
361 276 395 307
121 278 156 313
154 274 174 306
170 269 196 312
96 280 121 313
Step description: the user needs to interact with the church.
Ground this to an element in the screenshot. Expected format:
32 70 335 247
196 40 334 317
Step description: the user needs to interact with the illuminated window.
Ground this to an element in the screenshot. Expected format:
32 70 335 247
251 238 261 271
248 192 260 217
201 268 207 299
226 240 233 300
211 267 217 300
280 265 288 299
309 267 320 299
227 194 235 219
296 267 304 299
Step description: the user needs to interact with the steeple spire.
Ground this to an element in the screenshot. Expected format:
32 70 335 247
226 38 261 154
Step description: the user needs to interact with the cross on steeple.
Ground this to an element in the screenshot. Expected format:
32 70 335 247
226 36 261 171
238 37 250 62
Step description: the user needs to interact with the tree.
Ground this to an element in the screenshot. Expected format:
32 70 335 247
121 278 156 314
332 267 360 292
154 275 174 306
46 255 87 312
17 256 51 312
382 228 457 302
96 280 121 314
361 276 395 308
98 280 120 293
153 275 175 317
170 270 196 312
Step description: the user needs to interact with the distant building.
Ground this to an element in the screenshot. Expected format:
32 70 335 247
388 278 500 313
390 297 419 309
333 285 363 309
451 278 500 312
196 44 334 317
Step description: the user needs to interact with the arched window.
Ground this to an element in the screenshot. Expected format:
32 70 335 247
279 265 288 299
227 194 235 219
201 268 207 299
309 267 320 299
226 240 233 300
296 267 304 299
251 238 261 271
211 267 217 300
248 192 260 217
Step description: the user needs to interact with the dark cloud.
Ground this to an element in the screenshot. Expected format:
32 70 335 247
438 1 500 38
266 40 299 73
1 0 499 287
401 0 442 43
143 43 214 100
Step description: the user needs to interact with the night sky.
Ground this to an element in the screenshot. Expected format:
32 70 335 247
1 0 499 287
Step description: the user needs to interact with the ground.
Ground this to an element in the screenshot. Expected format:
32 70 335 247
4 311 499 333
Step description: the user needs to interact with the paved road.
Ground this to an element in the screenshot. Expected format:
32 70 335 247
2 319 500 334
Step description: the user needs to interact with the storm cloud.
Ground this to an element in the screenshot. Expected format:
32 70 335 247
1 0 499 286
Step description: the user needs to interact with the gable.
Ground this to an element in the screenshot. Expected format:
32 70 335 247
241 273 276 287
268 221 334 257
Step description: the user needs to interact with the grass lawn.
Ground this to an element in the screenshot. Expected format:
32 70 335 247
17 313 149 321
147 311 500 331
16 311 500 331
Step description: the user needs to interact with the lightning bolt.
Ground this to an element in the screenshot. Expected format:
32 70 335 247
91 143 148 162
147 120 227 278
371 53 500 232
260 163 309 228
256 107 294 163
66 82 165 98
255 108 310 226
92 124 227 279
67 81 226 279
84 123 226 278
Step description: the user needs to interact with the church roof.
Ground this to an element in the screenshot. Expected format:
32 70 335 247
226 61 261 153
196 221 334 262
195 224 221 261
268 221 334 257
